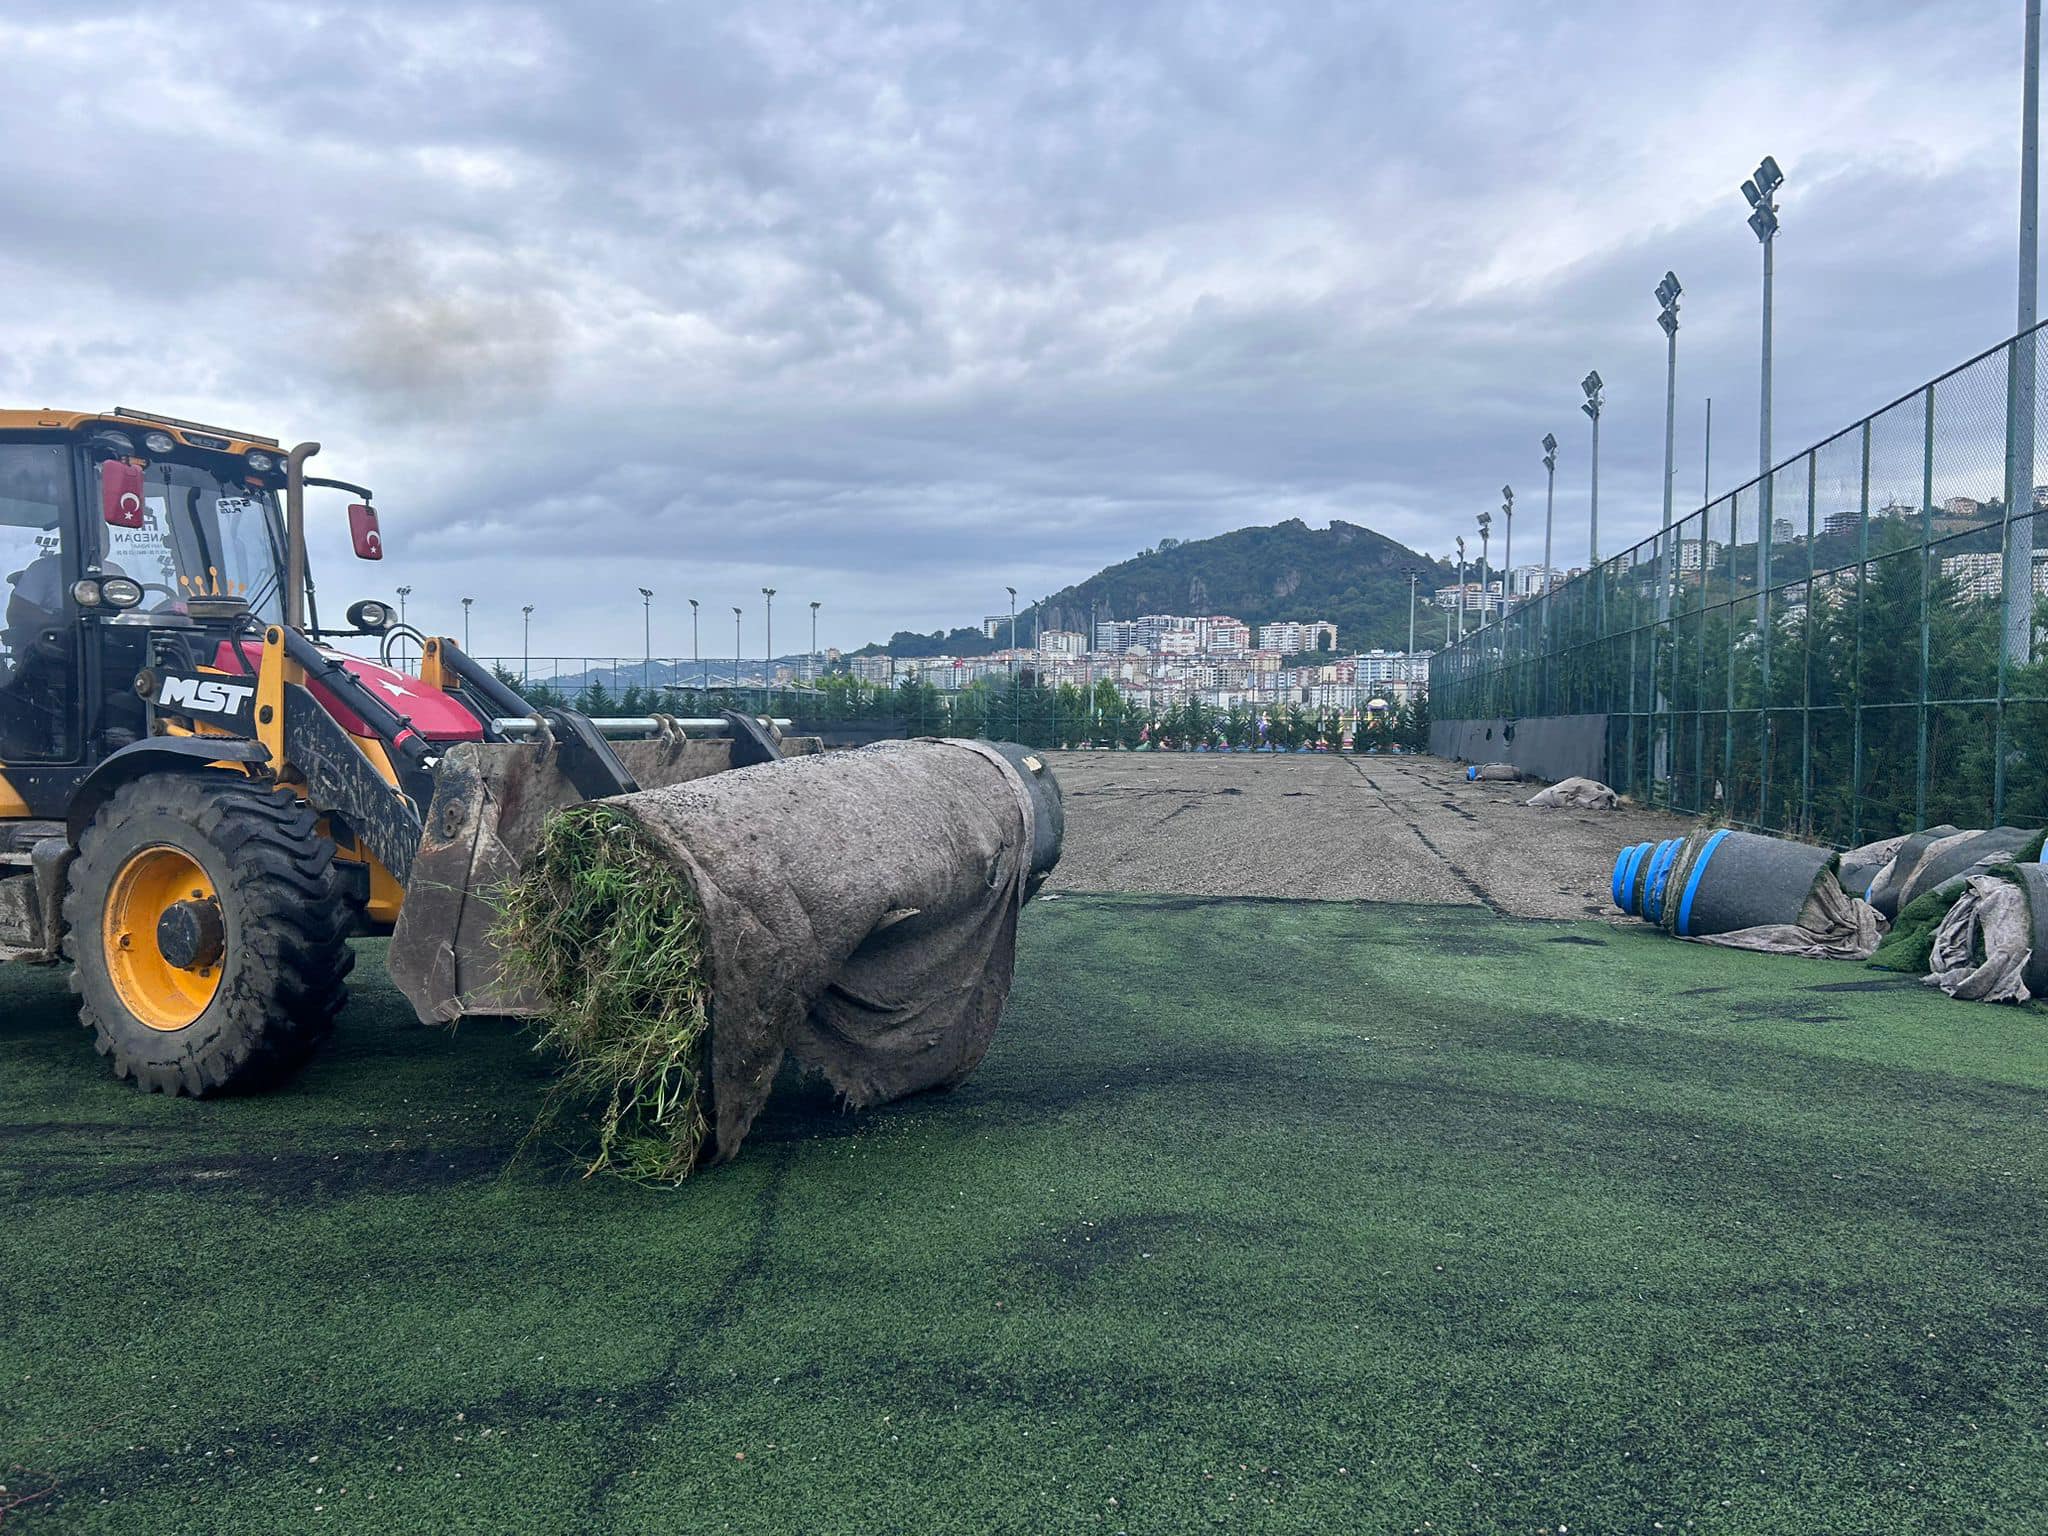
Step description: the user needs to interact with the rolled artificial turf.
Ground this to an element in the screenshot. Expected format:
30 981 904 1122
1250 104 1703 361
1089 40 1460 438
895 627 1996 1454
498 740 1059 1180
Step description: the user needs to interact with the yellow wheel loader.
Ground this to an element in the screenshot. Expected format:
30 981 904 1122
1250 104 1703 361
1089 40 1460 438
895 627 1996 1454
0 407 810 1094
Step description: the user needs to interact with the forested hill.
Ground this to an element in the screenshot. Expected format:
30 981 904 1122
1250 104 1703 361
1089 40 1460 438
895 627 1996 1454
855 518 1453 657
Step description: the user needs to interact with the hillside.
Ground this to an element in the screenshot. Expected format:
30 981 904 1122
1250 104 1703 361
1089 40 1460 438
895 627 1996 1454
858 518 1452 657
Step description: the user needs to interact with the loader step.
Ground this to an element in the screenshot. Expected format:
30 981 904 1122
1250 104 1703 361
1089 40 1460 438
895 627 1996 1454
0 820 63 862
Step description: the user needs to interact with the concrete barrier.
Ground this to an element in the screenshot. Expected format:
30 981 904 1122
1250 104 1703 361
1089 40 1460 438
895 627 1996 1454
1431 714 1609 785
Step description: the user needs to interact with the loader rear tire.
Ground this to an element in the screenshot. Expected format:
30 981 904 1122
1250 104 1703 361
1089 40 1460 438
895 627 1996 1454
64 772 355 1095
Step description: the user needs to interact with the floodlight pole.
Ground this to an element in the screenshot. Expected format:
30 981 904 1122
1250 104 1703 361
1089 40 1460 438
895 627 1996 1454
1658 275 1682 621
1541 434 1557 638
689 598 701 690
639 587 653 692
1581 374 1604 566
1405 569 1420 658
733 606 743 688
1454 537 1467 641
1476 511 1492 630
809 600 821 683
1760 227 1774 487
521 604 533 683
761 588 776 684
1006 586 1017 679
1743 157 1783 635
1703 397 1713 504
1500 487 1513 614
2006 0 2042 673
460 595 472 651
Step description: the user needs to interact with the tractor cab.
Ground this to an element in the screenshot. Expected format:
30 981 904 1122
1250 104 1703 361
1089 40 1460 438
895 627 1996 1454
0 410 390 810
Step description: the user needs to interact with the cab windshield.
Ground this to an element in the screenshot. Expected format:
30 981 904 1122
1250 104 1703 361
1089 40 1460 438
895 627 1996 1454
97 456 287 624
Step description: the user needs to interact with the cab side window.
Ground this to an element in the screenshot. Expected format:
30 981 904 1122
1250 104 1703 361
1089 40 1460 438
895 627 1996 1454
0 444 76 762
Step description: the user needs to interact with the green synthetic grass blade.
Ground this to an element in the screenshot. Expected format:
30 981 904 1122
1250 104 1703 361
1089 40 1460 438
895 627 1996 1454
497 805 714 1182
1868 883 1966 974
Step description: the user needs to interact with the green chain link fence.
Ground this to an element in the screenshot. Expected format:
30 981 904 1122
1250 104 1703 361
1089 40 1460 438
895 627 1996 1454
1431 323 2048 844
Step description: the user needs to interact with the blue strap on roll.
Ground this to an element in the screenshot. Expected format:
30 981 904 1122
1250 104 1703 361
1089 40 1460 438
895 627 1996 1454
1676 828 1732 936
1643 838 1683 924
1615 841 1652 913
1611 846 1631 908
1467 765 1479 781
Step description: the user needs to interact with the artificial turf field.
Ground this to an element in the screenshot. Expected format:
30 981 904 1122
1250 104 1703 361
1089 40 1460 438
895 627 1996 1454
3 895 2046 1534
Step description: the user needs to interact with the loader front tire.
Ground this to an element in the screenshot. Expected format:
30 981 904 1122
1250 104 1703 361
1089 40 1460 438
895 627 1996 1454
64 773 355 1095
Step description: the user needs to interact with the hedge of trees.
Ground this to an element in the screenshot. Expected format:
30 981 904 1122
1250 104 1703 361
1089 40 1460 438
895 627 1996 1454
1432 513 2048 841
490 667 1430 754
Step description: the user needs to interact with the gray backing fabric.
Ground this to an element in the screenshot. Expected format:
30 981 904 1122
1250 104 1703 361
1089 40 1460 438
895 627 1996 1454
1865 826 1960 919
595 738 1062 1161
1690 877 1883 961
1836 835 1908 899
1897 827 2037 912
1923 862 2048 1002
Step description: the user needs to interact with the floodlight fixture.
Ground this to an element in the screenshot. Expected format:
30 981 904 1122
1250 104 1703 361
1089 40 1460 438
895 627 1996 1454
1542 432 1558 465
1756 155 1783 193
1741 178 1762 209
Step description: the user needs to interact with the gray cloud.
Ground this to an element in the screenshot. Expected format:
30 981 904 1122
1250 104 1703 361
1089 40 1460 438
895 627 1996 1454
0 0 2031 658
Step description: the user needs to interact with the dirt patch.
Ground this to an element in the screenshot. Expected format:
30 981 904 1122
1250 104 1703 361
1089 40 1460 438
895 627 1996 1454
1041 752 1695 919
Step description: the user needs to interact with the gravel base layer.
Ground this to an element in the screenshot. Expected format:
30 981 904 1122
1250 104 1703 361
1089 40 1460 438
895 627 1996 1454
1040 751 1698 920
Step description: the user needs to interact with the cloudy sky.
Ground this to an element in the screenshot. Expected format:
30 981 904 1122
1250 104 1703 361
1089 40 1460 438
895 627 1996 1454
0 1 2034 659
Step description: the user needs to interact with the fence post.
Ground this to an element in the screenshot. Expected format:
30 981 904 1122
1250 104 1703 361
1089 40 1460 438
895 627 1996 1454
1917 383 1934 833
1851 419 1872 844
1801 453 1817 835
1758 479 1774 828
1722 494 1736 808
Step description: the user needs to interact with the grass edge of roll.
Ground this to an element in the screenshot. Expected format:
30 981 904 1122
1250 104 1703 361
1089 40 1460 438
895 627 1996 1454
496 804 715 1183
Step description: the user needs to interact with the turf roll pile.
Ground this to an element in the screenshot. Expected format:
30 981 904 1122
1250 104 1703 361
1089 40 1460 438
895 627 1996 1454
501 738 1062 1180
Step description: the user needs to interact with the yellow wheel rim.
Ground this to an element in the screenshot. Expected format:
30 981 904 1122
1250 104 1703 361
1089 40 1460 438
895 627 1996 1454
103 846 222 1031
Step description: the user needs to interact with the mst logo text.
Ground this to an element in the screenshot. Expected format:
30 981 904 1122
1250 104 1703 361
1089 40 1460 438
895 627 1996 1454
156 675 256 717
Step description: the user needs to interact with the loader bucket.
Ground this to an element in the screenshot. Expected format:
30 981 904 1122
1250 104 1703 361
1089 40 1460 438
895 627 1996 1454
387 726 819 1024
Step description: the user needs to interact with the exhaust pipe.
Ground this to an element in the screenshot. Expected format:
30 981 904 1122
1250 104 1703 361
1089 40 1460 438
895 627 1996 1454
284 440 320 630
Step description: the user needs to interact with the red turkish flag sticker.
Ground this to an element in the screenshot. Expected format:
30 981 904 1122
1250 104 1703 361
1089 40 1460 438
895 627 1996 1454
348 502 384 561
101 461 146 528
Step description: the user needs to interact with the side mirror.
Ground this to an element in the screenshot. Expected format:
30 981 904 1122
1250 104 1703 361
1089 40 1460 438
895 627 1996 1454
101 461 146 528
348 502 383 560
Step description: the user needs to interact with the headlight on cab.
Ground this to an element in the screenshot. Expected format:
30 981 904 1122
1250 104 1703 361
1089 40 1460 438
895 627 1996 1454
347 598 393 632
